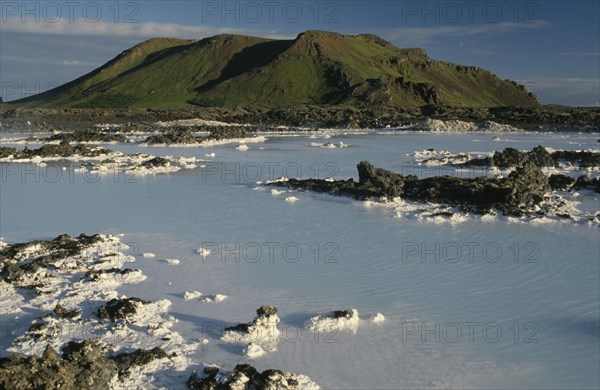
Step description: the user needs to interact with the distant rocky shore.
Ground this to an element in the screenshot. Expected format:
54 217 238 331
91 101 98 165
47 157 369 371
1 105 599 132
419 146 600 171
268 154 600 222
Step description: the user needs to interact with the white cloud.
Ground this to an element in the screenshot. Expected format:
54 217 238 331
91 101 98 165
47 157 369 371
0 17 293 40
373 21 549 46
1 55 99 67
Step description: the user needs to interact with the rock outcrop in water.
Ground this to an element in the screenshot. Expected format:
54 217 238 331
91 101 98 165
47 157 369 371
550 150 600 169
96 297 151 322
141 156 171 169
269 161 549 216
206 126 250 141
460 146 600 170
143 128 200 145
572 175 600 192
0 141 200 176
305 309 360 333
222 305 280 336
0 142 112 160
187 364 320 389
0 340 168 390
48 129 128 143
0 234 192 388
0 233 106 289
142 125 256 145
548 174 576 190
221 306 282 358
461 146 555 168
545 173 600 193
1 233 323 388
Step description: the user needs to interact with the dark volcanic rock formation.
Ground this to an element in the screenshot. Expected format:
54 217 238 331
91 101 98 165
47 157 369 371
112 347 168 377
206 126 250 141
551 150 600 168
0 342 117 390
223 306 280 334
97 297 151 322
187 364 317 389
0 234 105 288
548 174 576 191
0 341 167 390
0 142 112 159
141 156 170 168
48 129 128 143
462 146 600 170
143 128 199 145
142 125 255 145
572 175 600 193
464 145 555 168
270 161 549 216
2 106 599 133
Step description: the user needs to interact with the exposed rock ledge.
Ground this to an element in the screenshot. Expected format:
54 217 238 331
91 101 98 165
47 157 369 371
1 234 320 389
0 341 167 390
187 364 320 389
269 160 550 217
459 146 600 170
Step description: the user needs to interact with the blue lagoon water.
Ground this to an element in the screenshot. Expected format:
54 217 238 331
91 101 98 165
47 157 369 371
1 131 598 388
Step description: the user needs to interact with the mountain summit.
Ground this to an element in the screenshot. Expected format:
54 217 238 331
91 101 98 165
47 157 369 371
18 31 539 108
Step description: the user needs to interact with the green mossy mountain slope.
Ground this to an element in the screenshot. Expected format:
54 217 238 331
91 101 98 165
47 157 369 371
16 31 539 108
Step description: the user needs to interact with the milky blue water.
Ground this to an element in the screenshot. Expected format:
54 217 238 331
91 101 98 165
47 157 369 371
1 131 598 389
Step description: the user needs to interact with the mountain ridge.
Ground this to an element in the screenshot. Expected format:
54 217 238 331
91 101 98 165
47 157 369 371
13 30 539 109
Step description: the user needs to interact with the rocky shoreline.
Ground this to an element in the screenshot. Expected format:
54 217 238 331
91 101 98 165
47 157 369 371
187 364 320 389
0 142 114 160
141 126 265 147
0 341 168 389
0 232 397 388
415 146 600 194
0 140 200 175
1 105 599 132
458 146 600 170
268 159 599 222
0 233 186 389
0 234 325 389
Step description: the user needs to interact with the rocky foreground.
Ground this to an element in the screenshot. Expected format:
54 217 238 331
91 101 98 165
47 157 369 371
0 233 386 388
187 364 319 389
269 160 598 220
0 234 320 389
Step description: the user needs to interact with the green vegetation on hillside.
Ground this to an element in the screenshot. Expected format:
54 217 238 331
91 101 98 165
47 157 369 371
13 31 539 109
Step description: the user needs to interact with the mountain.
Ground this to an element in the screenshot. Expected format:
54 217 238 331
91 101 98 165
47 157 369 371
15 31 539 108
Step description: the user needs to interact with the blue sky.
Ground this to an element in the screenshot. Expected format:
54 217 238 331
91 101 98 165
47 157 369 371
1 0 598 105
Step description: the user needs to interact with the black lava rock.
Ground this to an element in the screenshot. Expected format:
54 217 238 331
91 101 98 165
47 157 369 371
96 297 150 322
548 174 575 190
